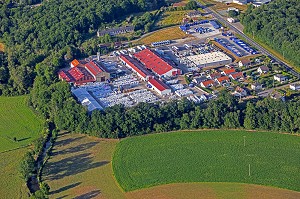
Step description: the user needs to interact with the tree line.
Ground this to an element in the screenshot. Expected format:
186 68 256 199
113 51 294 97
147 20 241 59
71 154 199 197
240 0 300 68
29 78 300 139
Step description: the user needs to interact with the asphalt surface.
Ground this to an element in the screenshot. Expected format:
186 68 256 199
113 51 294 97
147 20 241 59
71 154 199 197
198 2 300 79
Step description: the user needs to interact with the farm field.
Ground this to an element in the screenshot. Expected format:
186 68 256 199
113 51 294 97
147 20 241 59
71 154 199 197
0 96 43 152
0 148 29 199
113 130 300 192
42 132 124 199
135 26 193 45
127 182 300 199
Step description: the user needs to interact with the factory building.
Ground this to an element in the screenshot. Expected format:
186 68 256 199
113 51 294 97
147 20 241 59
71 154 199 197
185 51 232 68
148 78 172 96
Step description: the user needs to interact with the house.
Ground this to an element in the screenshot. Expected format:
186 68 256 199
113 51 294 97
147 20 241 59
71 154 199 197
200 80 214 88
270 92 285 101
97 26 134 37
232 0 247 5
58 65 95 85
232 86 247 97
173 2 187 7
193 76 207 84
238 59 251 67
148 78 172 96
186 10 202 18
274 74 288 83
221 68 236 76
229 72 244 80
290 84 300 91
257 66 269 74
251 83 263 90
215 76 230 85
207 72 221 80
70 59 80 68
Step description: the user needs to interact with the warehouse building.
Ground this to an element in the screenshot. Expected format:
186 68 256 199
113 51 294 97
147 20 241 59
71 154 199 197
134 48 182 78
119 55 153 81
185 52 232 68
71 88 103 112
148 78 172 96
84 60 110 82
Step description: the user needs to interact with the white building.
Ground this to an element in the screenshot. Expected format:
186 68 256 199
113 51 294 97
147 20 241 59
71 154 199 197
71 88 103 112
274 74 288 83
148 78 172 96
185 52 232 68
227 18 236 23
290 84 300 91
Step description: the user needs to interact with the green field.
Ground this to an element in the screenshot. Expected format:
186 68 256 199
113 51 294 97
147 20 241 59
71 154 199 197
0 148 29 199
113 130 300 192
0 96 43 152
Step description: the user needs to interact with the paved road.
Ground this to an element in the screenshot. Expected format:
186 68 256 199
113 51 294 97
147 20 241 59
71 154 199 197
257 81 300 97
198 1 300 79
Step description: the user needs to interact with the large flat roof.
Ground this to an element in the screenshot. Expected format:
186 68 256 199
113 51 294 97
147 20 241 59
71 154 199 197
186 52 232 66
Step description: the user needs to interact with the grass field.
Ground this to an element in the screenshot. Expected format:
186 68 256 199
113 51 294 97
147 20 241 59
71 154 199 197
0 148 30 199
113 130 300 192
0 96 43 152
42 132 124 199
135 26 193 45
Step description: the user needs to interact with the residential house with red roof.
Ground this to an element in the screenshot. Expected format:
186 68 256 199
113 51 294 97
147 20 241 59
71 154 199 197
215 76 230 85
134 48 181 78
221 68 236 76
148 78 172 96
119 55 153 81
58 65 95 85
200 79 215 88
229 72 244 80
207 72 221 80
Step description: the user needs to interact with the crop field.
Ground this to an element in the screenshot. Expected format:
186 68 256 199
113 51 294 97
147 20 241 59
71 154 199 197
0 96 43 152
113 130 300 192
0 147 30 199
42 132 124 199
135 26 193 45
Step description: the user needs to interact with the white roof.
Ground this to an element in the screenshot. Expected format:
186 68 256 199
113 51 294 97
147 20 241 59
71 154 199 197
72 88 103 112
186 52 232 66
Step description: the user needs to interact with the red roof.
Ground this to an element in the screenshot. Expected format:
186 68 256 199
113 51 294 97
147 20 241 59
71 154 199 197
71 59 80 67
58 67 95 85
120 55 151 78
230 72 244 79
148 78 169 92
84 61 103 76
58 70 73 82
222 68 236 75
201 80 214 87
134 49 174 76
216 76 230 83
69 67 84 81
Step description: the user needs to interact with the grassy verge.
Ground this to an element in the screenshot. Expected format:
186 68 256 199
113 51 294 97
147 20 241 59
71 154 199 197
113 130 300 192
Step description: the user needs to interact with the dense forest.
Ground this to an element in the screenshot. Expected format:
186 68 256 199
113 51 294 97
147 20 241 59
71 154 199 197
240 0 300 68
0 0 165 95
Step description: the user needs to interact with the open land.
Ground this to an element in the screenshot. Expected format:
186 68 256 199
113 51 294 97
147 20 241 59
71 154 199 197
0 96 43 152
42 132 124 199
0 96 43 198
42 130 300 199
113 130 300 192
135 26 193 45
0 147 29 199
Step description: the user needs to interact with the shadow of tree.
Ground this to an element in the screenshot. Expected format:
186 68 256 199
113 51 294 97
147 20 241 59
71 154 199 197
74 190 101 199
51 142 99 156
54 136 84 148
56 195 68 199
43 153 109 180
50 182 81 195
